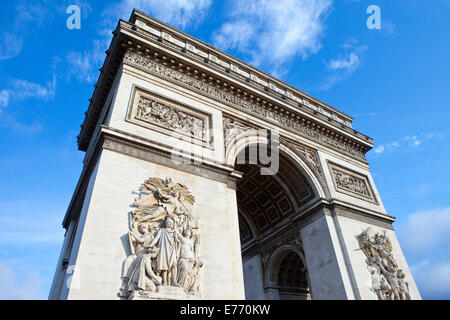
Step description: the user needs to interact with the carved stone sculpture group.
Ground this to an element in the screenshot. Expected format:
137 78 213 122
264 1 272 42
136 96 206 141
358 228 410 300
119 177 203 299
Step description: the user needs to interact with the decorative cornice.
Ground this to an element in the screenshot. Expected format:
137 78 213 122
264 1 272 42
123 51 368 162
78 10 374 156
101 126 240 185
129 9 354 128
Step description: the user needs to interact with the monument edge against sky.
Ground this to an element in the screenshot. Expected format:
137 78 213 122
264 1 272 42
49 9 421 300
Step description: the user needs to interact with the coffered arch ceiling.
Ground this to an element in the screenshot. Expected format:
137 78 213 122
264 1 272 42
236 147 315 245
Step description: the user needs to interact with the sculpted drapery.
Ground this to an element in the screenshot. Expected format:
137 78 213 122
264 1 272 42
358 228 411 300
119 177 202 299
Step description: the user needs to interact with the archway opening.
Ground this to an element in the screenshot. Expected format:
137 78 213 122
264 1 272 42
271 250 310 300
235 144 315 300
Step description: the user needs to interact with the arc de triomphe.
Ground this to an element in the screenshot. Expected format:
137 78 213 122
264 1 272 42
49 9 421 300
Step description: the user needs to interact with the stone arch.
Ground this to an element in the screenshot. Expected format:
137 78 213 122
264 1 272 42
264 245 310 300
238 207 258 247
226 132 328 199
231 138 321 299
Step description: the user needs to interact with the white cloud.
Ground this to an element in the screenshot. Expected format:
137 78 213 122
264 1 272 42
396 207 450 299
0 34 24 61
0 90 10 108
373 140 399 154
327 53 359 71
0 75 56 120
371 133 442 155
404 135 421 148
111 0 212 29
0 2 52 61
320 39 367 89
0 76 56 134
213 0 332 71
66 41 105 83
0 260 48 299
397 207 450 261
410 260 450 299
12 76 56 101
373 145 385 154
66 0 213 84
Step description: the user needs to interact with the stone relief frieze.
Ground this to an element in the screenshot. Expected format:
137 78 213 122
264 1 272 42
128 88 210 144
123 52 366 161
358 228 410 300
223 116 253 148
282 139 331 198
328 162 377 203
119 177 203 299
283 139 321 175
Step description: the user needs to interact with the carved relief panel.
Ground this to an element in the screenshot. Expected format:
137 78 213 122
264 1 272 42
328 161 377 204
119 177 203 300
127 87 212 147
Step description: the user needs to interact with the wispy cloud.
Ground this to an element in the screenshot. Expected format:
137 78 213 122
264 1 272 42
0 2 52 61
12 76 56 101
0 76 56 134
397 207 450 299
213 0 333 74
0 259 48 299
410 260 450 300
320 39 367 89
398 207 450 260
0 116 43 135
412 183 432 197
111 0 213 29
0 90 10 109
65 0 213 84
0 75 57 111
0 34 24 61
66 41 105 83
372 133 442 155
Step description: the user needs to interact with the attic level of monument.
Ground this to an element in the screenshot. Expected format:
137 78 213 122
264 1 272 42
77 9 373 161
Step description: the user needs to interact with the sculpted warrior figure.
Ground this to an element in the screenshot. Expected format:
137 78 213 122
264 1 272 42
384 264 401 300
358 228 410 300
397 270 411 300
136 98 153 120
367 257 385 300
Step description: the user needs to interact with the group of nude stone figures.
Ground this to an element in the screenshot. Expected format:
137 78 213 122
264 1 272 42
358 228 410 300
119 177 203 299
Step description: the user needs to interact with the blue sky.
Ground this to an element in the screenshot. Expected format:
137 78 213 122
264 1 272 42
0 0 449 300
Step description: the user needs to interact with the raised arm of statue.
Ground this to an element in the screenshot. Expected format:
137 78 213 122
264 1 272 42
156 187 172 202
148 229 162 248
129 231 148 244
